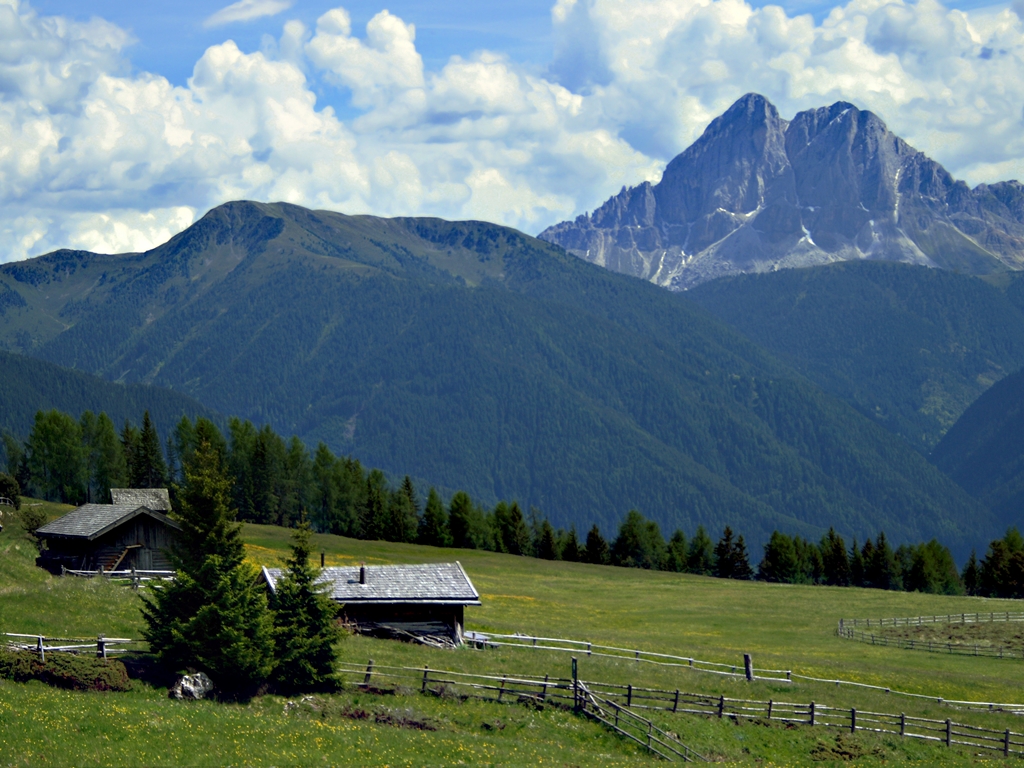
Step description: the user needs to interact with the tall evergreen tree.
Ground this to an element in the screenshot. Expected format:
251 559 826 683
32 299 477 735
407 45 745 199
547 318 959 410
849 539 865 587
686 525 714 575
270 521 342 693
27 410 86 504
561 526 581 563
536 519 559 560
962 549 980 596
132 411 167 488
386 486 419 543
866 532 902 590
584 524 610 565
81 411 126 503
141 441 275 695
418 487 451 547
493 501 531 555
713 527 738 579
732 535 754 580
611 510 667 570
448 491 478 549
665 530 688 573
820 528 851 586
362 471 389 541
758 531 799 583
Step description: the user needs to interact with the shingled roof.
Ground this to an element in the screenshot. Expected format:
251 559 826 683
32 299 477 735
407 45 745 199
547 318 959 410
110 488 170 511
36 504 181 541
261 562 481 605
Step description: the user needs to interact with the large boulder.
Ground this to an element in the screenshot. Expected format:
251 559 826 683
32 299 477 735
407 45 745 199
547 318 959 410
169 672 214 700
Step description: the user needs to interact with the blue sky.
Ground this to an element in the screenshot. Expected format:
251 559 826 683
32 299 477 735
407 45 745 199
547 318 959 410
1 0 1022 260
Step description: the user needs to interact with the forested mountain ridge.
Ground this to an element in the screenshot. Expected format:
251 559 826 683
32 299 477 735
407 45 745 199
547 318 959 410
931 366 1024 531
0 201 995 552
0 349 218 448
540 94 1024 289
688 261 1024 453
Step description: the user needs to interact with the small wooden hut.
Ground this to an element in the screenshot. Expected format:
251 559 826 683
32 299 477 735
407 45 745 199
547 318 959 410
261 561 481 647
35 489 179 574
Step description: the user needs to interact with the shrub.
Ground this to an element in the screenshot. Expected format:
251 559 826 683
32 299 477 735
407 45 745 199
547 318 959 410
17 505 47 536
0 472 20 510
0 647 131 691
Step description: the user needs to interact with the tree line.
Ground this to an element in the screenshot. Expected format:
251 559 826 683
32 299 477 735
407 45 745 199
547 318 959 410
3 408 1022 599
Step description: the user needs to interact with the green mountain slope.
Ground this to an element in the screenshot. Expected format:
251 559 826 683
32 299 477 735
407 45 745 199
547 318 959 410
0 349 218 442
931 366 1024 530
0 202 994 551
688 262 1024 452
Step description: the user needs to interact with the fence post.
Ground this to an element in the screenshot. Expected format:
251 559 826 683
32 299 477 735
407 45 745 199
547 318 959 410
363 659 374 686
851 708 856 733
900 712 905 736
627 684 633 708
718 695 725 718
587 642 591 657
810 702 816 726
945 719 951 747
422 665 429 693
767 699 773 719
635 649 640 663
673 689 680 713
744 653 753 681
1005 729 1011 757
37 635 44 663
97 634 106 659
498 676 507 702
542 674 549 701
572 657 579 714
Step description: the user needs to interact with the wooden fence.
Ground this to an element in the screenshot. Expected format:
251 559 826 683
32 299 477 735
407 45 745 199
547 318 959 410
836 626 1024 659
337 658 1024 760
466 631 792 682
840 612 1024 631
3 632 137 660
468 629 1024 711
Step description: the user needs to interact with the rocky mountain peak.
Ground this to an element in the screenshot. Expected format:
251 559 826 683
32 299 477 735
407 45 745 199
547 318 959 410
540 94 1024 289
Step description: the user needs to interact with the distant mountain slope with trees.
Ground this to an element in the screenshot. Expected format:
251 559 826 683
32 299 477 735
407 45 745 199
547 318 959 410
931 365 1024 531
0 349 217 445
689 261 1024 452
0 201 995 552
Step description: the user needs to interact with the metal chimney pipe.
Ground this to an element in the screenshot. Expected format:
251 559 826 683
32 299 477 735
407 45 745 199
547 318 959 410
359 565 366 584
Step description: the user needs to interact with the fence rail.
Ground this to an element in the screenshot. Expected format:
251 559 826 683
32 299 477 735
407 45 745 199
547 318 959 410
3 632 138 660
468 628 1024 711
61 567 175 581
837 627 1024 659
337 657 1024 760
840 612 1024 631
466 631 792 682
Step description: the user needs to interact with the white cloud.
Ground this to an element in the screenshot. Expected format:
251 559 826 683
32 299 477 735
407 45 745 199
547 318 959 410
204 0 293 29
1 0 1023 263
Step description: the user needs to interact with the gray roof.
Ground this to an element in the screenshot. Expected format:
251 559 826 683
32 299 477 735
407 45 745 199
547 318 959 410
36 504 181 540
110 488 170 511
262 562 481 605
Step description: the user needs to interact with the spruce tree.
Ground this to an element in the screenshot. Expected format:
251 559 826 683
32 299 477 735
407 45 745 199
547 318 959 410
141 441 275 696
27 410 86 503
0 472 21 510
665 530 688 573
849 539 865 587
418 487 451 547
713 527 737 579
270 521 342 693
448 491 477 549
820 528 850 586
584 524 610 565
537 520 559 560
362 471 388 540
686 525 714 575
561 526 581 562
732 535 754 580
133 411 167 488
758 531 798 583
962 549 979 596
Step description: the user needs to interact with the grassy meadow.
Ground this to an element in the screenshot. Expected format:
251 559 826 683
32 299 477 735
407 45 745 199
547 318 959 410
2 504 1024 765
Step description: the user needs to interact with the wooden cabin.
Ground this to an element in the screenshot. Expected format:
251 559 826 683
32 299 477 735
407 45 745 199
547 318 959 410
35 489 179 574
261 562 481 647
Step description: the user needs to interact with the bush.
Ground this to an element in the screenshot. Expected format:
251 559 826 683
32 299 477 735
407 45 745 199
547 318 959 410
17 505 47 535
0 647 131 691
0 472 20 510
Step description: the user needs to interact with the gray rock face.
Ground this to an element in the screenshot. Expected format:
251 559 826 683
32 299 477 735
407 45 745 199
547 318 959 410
540 94 1024 289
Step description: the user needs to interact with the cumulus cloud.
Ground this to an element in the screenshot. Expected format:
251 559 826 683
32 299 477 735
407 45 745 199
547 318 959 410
0 0 1023 263
203 0 293 29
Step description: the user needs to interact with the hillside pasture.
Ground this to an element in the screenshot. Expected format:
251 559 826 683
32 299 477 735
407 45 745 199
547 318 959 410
2 515 1023 765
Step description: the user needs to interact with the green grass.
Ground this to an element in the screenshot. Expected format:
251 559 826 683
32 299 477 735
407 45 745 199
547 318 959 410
3 513 1024 765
